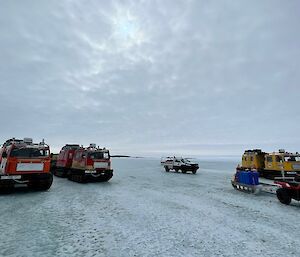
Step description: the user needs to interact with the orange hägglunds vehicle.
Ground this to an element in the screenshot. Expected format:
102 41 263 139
53 143 113 183
0 138 53 191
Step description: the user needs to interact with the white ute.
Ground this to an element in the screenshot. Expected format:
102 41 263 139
163 157 199 174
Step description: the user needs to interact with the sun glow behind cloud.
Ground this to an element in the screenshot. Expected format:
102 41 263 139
111 8 146 48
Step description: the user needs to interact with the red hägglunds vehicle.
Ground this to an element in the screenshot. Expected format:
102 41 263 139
53 143 113 183
53 144 80 177
0 138 53 191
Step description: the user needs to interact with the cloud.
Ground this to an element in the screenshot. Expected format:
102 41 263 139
0 0 299 155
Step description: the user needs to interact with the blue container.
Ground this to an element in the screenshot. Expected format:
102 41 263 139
239 172 243 183
236 170 259 185
237 171 241 183
244 172 250 185
248 172 253 185
240 171 245 184
237 171 240 183
236 171 240 183
243 171 259 185
244 172 252 185
252 171 259 185
240 172 243 183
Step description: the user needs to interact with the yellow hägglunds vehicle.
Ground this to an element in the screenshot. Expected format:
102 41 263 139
237 149 300 179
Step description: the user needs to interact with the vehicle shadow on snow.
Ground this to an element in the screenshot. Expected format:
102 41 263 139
0 186 52 195
69 180 119 189
162 171 197 175
226 188 300 209
276 201 300 208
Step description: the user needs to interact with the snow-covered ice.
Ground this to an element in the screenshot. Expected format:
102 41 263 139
0 158 299 257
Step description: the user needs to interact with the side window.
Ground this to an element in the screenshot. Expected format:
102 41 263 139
250 156 253 161
275 156 282 162
266 156 272 162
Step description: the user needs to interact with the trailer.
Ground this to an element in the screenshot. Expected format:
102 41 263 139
231 180 263 194
231 169 279 195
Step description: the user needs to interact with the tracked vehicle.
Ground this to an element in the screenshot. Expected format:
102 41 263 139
237 149 300 179
50 153 58 172
54 144 80 177
0 138 53 191
54 144 113 183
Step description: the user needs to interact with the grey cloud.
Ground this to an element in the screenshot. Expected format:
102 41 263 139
0 0 299 155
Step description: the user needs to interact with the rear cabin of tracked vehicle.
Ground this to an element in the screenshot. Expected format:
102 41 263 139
54 144 80 177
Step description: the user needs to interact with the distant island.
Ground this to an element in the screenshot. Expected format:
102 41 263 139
111 155 144 158
111 155 131 158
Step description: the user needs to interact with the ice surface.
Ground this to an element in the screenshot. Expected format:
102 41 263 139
0 158 299 257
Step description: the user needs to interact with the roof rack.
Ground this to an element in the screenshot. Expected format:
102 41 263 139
2 138 49 148
244 149 262 154
3 138 26 147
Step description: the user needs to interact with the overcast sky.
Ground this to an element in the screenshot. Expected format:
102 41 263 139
0 0 299 156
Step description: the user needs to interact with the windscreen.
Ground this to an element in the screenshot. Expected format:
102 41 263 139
10 148 50 158
284 156 300 162
88 151 110 159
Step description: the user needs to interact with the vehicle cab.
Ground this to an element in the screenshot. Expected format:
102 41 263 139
241 149 266 170
72 144 111 173
69 143 113 182
0 138 53 190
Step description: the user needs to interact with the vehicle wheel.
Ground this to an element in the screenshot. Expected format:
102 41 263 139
165 166 169 172
30 174 53 191
276 188 291 205
79 175 86 183
192 169 197 174
54 169 66 178
39 177 53 190
0 183 14 194
182 170 187 174
52 169 58 176
69 174 86 183
174 168 179 172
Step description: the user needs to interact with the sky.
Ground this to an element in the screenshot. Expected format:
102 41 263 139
0 0 299 156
